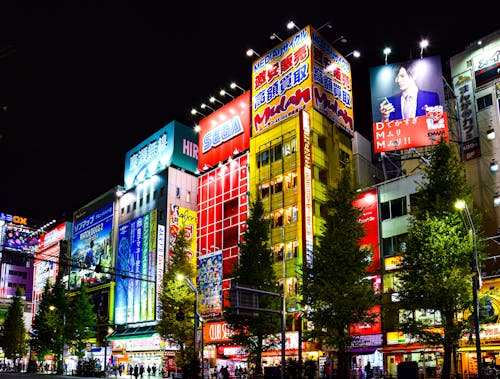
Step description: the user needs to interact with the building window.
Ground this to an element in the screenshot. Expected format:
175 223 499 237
477 94 493 111
319 169 328 185
261 182 270 198
176 187 180 198
318 135 327 151
146 193 150 203
381 196 407 220
127 204 131 213
382 234 408 257
272 143 282 162
339 149 350 169
187 191 191 202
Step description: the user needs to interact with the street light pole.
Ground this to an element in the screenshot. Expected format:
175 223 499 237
49 305 66 375
179 275 203 379
456 200 482 379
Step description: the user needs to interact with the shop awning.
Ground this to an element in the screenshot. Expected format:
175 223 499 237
380 344 442 354
458 346 499 352
347 347 380 354
109 325 158 339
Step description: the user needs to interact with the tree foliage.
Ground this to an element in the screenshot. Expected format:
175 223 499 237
30 275 70 372
302 167 378 379
0 286 27 363
66 283 96 360
397 140 480 379
157 228 199 378
224 196 280 377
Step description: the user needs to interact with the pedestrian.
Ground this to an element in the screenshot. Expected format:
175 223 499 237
140 364 145 378
147 365 151 376
134 365 139 379
152 364 157 376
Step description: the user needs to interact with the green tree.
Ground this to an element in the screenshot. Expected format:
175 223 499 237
0 287 26 368
397 140 479 379
157 228 199 379
302 168 378 379
31 281 58 364
66 282 96 360
224 196 280 377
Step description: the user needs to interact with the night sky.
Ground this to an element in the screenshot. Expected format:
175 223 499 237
1 1 498 226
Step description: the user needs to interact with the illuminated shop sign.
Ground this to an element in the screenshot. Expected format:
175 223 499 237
0 213 28 225
124 120 198 189
301 111 313 267
473 46 500 87
198 91 251 169
453 71 480 161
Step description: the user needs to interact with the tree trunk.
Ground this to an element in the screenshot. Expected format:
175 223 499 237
441 342 452 379
336 350 349 379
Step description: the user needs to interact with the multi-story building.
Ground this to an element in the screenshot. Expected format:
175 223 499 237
65 120 198 371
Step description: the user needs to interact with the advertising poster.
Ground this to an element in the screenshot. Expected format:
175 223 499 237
168 204 197 266
70 204 114 289
115 210 158 325
370 56 448 153
453 70 480 161
116 222 130 325
198 250 223 319
353 188 380 272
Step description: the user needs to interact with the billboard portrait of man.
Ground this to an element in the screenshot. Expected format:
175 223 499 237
369 56 448 153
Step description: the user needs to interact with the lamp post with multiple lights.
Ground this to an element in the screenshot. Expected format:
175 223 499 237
455 200 482 379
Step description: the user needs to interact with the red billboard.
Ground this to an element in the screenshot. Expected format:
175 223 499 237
369 56 449 152
198 91 251 169
354 188 380 272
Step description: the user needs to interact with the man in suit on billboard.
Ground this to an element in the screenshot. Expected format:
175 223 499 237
379 60 440 122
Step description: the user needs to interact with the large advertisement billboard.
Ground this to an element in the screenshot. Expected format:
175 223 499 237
370 56 448 153
354 188 380 272
310 28 354 136
251 26 353 136
70 204 114 289
115 209 158 324
251 27 313 135
124 120 198 189
198 91 251 169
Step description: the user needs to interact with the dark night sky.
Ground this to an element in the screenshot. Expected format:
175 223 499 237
1 1 498 226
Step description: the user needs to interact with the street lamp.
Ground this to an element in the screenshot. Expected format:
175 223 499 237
177 274 203 379
49 305 66 374
455 200 482 379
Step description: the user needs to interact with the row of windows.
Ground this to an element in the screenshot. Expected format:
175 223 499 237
272 240 299 262
257 138 297 168
268 205 299 228
8 270 27 279
260 171 298 198
380 196 408 221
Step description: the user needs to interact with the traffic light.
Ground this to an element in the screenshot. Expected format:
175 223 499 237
176 311 185 321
